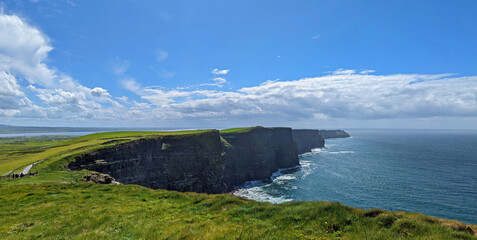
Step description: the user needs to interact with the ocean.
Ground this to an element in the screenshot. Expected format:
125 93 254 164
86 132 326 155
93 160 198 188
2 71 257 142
233 129 477 224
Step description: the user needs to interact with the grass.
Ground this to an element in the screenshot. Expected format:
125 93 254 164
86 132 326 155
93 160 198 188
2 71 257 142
0 136 74 175
0 131 476 239
0 182 476 239
219 127 255 134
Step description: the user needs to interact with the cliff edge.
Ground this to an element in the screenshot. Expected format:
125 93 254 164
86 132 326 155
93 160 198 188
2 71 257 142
320 130 350 139
68 130 227 193
292 129 325 154
221 127 299 191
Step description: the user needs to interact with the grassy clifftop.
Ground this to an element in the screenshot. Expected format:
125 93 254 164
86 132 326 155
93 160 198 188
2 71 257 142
0 131 476 239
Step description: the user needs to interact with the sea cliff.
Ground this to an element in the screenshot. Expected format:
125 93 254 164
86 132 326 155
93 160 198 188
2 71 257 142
221 127 299 191
68 130 227 193
292 129 325 154
68 127 301 193
320 129 350 139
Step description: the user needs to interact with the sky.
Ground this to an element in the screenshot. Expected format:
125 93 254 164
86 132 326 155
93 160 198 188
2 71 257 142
0 0 476 129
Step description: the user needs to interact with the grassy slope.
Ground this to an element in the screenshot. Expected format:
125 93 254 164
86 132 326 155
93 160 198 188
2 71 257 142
0 136 74 175
219 127 255 134
0 131 476 239
0 130 211 175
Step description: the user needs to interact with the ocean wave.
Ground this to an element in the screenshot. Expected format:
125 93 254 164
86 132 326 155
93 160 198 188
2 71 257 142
233 187 294 204
328 151 355 154
300 161 317 179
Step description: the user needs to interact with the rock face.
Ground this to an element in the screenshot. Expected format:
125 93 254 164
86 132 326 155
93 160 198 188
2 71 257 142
292 129 325 154
68 127 302 193
68 130 227 194
319 130 350 139
221 127 299 191
83 172 119 185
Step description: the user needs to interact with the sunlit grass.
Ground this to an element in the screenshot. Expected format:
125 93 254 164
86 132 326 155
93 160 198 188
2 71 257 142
0 183 475 239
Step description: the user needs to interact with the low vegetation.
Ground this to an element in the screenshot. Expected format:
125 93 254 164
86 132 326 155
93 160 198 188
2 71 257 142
0 132 476 239
219 127 255 134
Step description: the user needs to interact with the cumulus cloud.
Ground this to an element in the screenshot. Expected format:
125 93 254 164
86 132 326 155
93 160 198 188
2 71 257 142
134 72 477 123
0 14 57 87
1 13 476 127
0 13 123 122
0 71 23 97
90 87 110 98
211 68 229 75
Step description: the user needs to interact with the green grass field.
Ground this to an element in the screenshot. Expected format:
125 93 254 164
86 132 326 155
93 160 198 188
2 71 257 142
0 131 476 239
219 127 255 134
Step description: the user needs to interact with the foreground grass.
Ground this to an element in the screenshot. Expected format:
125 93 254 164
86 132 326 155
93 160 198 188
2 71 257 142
0 131 476 239
0 181 476 240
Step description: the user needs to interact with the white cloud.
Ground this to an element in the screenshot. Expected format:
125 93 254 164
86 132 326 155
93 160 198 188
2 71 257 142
134 72 477 124
331 69 356 75
0 71 23 97
90 87 110 98
312 35 320 39
360 70 375 74
0 14 56 87
1 14 476 128
121 78 142 94
0 13 124 122
211 68 229 75
156 50 168 61
116 96 128 101
199 77 228 87
213 77 227 84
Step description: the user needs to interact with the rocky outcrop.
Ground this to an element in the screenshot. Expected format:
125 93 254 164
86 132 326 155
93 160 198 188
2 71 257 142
221 127 299 191
292 129 325 154
320 130 350 139
68 130 227 194
83 172 119 185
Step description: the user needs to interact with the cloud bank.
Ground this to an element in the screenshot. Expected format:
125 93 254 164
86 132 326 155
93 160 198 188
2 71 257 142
1 13 476 128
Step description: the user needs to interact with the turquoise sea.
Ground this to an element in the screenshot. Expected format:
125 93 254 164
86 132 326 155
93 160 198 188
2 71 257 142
234 129 477 224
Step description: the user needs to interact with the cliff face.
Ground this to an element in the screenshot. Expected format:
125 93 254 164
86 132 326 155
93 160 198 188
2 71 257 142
221 127 299 191
320 130 350 139
67 131 227 194
292 129 325 154
67 127 302 193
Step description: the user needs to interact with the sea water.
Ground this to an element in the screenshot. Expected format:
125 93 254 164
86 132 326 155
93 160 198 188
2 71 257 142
234 129 477 224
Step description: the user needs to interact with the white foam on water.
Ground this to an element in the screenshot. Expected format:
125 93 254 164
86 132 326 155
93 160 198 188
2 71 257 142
340 151 355 154
311 148 323 153
233 187 294 204
300 160 317 179
328 150 354 154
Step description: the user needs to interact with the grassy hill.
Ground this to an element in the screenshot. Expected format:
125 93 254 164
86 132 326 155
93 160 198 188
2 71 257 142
0 131 476 239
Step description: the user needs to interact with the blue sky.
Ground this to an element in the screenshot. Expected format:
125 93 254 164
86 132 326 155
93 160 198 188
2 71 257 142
0 0 476 129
